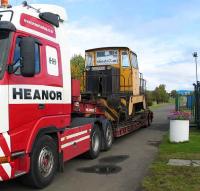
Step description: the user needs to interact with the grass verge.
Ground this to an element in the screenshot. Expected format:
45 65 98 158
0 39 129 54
143 129 200 191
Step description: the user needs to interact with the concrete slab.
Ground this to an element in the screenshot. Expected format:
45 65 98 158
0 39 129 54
192 160 200 167
167 159 191 166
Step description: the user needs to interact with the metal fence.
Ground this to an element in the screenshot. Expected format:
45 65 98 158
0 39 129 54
194 82 200 128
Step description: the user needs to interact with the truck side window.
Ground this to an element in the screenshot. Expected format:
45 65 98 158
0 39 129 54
46 46 59 76
121 51 130 67
13 38 21 75
13 37 41 75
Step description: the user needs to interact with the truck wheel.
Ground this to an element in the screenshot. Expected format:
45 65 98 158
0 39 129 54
148 114 151 126
102 122 113 151
85 125 101 159
21 135 58 188
144 114 150 128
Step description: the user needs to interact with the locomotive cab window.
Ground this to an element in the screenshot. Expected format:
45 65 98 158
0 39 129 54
96 50 118 65
13 37 41 75
121 51 130 67
85 53 93 66
131 53 138 69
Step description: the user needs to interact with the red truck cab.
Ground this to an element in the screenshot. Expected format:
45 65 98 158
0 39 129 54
0 2 112 188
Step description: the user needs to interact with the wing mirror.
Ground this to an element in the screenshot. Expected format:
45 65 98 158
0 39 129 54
20 37 36 77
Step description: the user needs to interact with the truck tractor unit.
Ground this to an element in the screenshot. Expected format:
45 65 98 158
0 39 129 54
0 0 153 188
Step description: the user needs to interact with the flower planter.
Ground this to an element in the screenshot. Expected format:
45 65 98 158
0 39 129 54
169 120 189 143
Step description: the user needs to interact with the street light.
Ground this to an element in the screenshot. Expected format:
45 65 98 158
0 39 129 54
193 52 199 128
193 52 198 84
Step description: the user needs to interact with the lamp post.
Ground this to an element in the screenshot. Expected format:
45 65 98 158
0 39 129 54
193 52 199 128
193 52 198 84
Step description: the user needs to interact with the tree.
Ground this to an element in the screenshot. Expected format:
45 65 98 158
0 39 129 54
70 54 85 78
153 84 169 104
170 90 177 98
146 90 154 106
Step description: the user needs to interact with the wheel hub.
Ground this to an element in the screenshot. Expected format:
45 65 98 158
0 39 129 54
38 146 54 178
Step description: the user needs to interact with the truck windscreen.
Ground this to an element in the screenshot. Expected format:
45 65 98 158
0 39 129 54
0 31 11 80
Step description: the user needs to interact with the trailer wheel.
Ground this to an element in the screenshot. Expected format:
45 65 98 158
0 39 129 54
21 135 58 188
102 122 113 151
148 114 151 126
85 125 101 159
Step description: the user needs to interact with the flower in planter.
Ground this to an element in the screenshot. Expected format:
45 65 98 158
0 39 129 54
168 111 191 120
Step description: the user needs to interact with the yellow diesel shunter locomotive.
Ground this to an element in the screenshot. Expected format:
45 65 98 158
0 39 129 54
83 47 147 122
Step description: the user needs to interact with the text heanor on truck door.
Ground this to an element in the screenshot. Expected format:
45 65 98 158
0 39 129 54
0 0 152 188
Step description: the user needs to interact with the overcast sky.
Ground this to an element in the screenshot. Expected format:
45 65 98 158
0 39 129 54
11 0 200 91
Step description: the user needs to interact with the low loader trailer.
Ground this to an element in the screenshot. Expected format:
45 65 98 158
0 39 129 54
0 0 153 188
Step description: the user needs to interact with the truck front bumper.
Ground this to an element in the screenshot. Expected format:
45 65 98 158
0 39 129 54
0 154 30 181
0 132 30 181
0 132 12 181
0 162 13 181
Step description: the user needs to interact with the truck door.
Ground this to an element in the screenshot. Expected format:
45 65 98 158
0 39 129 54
8 34 44 142
8 33 64 151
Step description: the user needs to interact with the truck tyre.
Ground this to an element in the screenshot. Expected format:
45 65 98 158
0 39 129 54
144 114 150 128
85 125 101 159
148 114 151 126
102 122 113 151
21 135 58 189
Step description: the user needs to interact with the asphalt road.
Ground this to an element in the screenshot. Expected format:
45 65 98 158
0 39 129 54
0 105 172 191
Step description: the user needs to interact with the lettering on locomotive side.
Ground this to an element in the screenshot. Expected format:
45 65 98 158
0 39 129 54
12 88 62 101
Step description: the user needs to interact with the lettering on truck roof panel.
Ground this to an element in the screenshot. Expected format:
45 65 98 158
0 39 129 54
20 13 56 38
